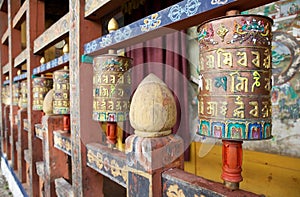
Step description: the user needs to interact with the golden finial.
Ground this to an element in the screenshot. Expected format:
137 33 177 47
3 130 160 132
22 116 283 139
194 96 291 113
40 57 46 64
63 43 69 54
107 18 119 54
108 18 119 33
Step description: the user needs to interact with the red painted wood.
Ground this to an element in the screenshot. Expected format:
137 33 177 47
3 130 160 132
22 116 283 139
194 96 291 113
106 122 117 146
27 1 45 196
221 140 243 190
43 115 70 197
17 109 28 183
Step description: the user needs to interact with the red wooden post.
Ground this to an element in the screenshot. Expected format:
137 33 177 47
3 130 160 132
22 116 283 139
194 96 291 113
221 140 243 190
43 115 69 197
17 109 28 182
63 115 70 132
106 122 117 147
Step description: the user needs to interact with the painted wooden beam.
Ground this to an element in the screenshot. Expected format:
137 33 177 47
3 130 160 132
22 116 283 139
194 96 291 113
53 131 72 156
33 12 70 54
1 27 8 44
32 53 69 75
86 142 127 187
12 0 27 29
13 48 27 67
84 0 278 56
2 62 9 74
162 168 260 197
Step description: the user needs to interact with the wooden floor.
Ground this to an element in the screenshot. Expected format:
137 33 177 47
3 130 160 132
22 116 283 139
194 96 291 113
184 142 300 197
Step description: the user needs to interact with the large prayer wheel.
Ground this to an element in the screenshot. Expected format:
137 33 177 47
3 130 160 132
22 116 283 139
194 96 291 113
53 66 70 114
32 75 53 111
92 54 132 122
197 14 273 140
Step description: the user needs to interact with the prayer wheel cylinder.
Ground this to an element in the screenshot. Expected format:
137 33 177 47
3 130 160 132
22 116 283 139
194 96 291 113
2 85 9 105
32 75 53 111
197 15 273 140
20 80 28 109
92 54 132 122
12 82 20 106
53 66 70 114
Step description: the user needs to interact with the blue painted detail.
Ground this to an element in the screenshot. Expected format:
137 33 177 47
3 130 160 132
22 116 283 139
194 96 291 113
114 26 132 42
3 80 9 85
214 76 227 91
33 53 70 75
211 0 229 5
13 73 27 82
168 0 201 22
263 122 271 138
227 122 246 139
33 68 37 74
248 122 262 139
211 122 225 138
1 155 29 197
128 172 149 197
199 120 210 136
83 0 235 55
140 13 162 32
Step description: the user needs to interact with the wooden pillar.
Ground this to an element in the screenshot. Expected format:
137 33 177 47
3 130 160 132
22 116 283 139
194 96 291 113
7 0 21 170
17 108 28 182
69 1 103 196
11 105 18 170
4 105 11 159
126 74 184 197
27 0 45 196
43 115 69 197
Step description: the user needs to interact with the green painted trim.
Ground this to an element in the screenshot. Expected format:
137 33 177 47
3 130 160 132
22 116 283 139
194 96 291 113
81 55 93 64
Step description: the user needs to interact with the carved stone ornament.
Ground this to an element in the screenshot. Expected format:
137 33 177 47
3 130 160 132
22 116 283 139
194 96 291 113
129 73 177 137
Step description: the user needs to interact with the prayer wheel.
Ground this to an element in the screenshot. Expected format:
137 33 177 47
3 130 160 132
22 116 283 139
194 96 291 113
12 82 20 106
32 75 53 111
92 18 132 147
20 80 28 109
92 54 132 146
92 54 132 122
197 14 273 140
53 66 70 114
2 84 9 105
197 14 273 189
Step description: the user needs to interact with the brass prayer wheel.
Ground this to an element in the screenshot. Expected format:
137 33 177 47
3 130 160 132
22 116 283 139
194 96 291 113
20 80 28 108
53 66 70 114
197 15 273 140
12 82 21 106
32 75 53 111
2 84 9 105
92 54 132 122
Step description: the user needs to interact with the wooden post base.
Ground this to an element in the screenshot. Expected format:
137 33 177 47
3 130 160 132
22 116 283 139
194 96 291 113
221 140 243 190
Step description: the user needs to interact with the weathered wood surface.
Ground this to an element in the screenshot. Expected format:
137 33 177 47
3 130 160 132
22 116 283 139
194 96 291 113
162 168 261 197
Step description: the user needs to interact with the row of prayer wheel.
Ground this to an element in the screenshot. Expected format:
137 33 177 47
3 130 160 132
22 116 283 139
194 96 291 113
32 66 70 114
5 14 273 142
2 14 273 190
2 66 70 116
2 14 273 145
